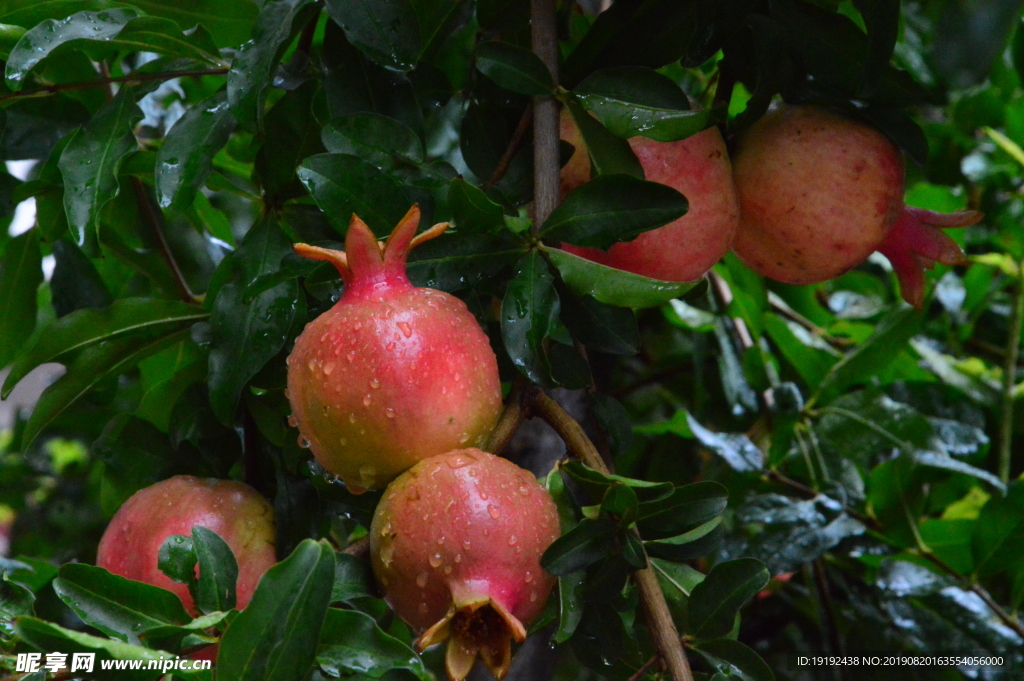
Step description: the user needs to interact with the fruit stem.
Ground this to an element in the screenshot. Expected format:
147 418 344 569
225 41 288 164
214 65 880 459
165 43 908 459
529 389 695 681
484 376 531 456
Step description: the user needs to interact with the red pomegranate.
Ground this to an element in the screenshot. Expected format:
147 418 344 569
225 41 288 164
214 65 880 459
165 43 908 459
559 111 739 282
96 475 276 615
286 206 503 493
370 449 561 681
732 104 982 307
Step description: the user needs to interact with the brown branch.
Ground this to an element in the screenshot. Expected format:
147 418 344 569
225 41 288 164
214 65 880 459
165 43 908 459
529 389 694 681
531 0 560 231
485 105 534 188
484 377 531 456
130 178 199 304
0 68 230 104
343 536 370 559
626 653 660 681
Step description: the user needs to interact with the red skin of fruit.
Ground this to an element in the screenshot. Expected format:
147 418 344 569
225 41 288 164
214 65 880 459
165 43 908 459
732 104 981 307
559 112 739 282
370 448 561 681
96 475 277 616
287 207 503 493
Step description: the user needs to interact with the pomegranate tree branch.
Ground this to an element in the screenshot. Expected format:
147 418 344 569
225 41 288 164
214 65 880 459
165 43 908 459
998 261 1024 484
0 68 229 103
531 0 559 230
130 178 199 304
528 389 695 681
485 104 534 188
343 536 370 559
485 376 531 456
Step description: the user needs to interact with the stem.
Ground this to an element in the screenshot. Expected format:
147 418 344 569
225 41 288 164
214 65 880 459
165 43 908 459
529 389 694 681
0 68 229 104
484 377 531 456
343 536 370 559
999 261 1024 484
485 104 534 188
626 654 659 681
131 179 199 304
531 0 560 230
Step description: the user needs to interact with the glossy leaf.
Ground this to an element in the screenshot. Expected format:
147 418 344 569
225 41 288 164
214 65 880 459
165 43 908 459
501 252 560 384
564 96 643 178
691 638 775 681
475 41 554 96
217 539 334 681
0 228 41 369
324 0 421 71
560 292 639 355
541 517 618 576
317 608 428 679
546 468 585 644
2 298 207 399
637 482 729 540
973 483 1024 579
321 113 424 168
541 173 688 250
297 153 413 236
687 558 769 639
330 554 374 604
446 178 505 234
644 517 724 562
126 0 259 48
155 91 236 216
545 247 701 309
562 459 674 504
51 564 190 645
192 526 238 615
686 413 764 472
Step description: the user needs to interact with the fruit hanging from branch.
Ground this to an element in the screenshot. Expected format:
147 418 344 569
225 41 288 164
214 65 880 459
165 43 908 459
95 475 277 615
731 104 982 307
286 206 503 493
558 111 740 282
370 448 561 681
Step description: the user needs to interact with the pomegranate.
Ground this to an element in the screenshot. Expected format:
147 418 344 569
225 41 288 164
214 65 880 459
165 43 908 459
96 475 277 615
731 104 982 307
558 110 739 282
286 206 503 493
370 449 561 681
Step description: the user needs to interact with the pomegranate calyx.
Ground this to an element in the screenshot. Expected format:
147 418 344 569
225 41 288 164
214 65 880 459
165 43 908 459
414 597 526 681
877 206 982 309
293 204 449 294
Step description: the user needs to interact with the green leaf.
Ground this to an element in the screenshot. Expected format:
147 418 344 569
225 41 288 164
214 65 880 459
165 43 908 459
501 251 560 384
637 482 728 540
51 564 190 645
545 247 701 309
324 0 421 71
814 306 922 404
407 232 526 292
50 238 113 318
564 96 643 178
541 173 688 250
5 9 223 89
475 41 554 96
575 66 718 141
687 558 769 640
763 313 835 389
226 0 318 129
217 539 334 681
330 554 374 604
22 329 191 447
853 0 900 97
601 483 639 526
0 228 41 369
321 113 425 168
545 469 584 644
156 91 236 216
867 454 925 548
58 86 143 254
691 638 775 681
561 459 674 504
157 534 197 590
139 610 230 654
560 292 639 355
124 0 259 48
643 517 724 562
297 153 413 236
317 608 428 679
447 178 505 234
541 517 618 576
2 298 207 399
192 526 238 615
686 413 764 472
972 482 1024 579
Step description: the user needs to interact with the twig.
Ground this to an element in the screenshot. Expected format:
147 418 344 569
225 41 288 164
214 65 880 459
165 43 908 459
626 653 660 681
811 559 843 656
529 389 694 681
999 261 1024 484
0 68 230 104
485 105 534 188
531 0 560 231
484 377 531 456
130 179 199 304
343 536 370 559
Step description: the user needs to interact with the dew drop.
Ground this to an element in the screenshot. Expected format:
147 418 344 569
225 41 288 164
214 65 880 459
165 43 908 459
525 571 533 583
458 432 470 444
416 573 428 588
479 489 489 501
443 565 453 575
529 591 537 602
363 394 372 407
323 361 335 376
287 415 298 427
418 603 428 614
347 351 356 362
398 321 413 338
487 504 501 519
386 342 396 351
385 408 396 419
518 485 531 496
437 535 446 546
463 540 471 550
508 535 517 546
429 553 443 568
307 359 316 371
339 437 347 446
297 435 311 448
349 413 357 423
370 378 380 389
359 464 377 486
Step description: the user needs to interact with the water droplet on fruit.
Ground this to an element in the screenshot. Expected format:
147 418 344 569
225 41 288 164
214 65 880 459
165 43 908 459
483 529 489 537
370 378 380 389
458 432 470 444
379 542 394 567
398 321 412 337
298 436 311 448
346 351 356 362
443 565 453 575
429 553 442 568
307 359 316 371
284 389 290 399
479 489 489 500
418 603 428 613
359 464 376 486
454 553 462 563
323 361 335 376
525 571 533 583
487 504 500 519
363 394 372 406
386 342 395 351
416 573 428 588
349 413 357 423
508 535 517 546
529 591 537 602
339 437 347 445
287 415 298 427
463 539 471 549
437 535 446 545
385 408 396 419
518 485 531 496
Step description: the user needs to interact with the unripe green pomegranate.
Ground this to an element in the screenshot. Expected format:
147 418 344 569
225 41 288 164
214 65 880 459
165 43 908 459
559 111 739 282
370 449 561 681
96 475 277 615
286 206 503 493
732 104 982 307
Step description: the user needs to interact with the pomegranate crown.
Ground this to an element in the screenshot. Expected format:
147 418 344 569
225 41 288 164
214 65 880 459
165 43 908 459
293 204 448 293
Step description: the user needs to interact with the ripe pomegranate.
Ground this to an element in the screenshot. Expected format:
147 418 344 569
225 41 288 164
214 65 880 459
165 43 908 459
286 206 503 493
96 475 277 615
370 449 561 681
731 104 982 307
558 111 739 282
